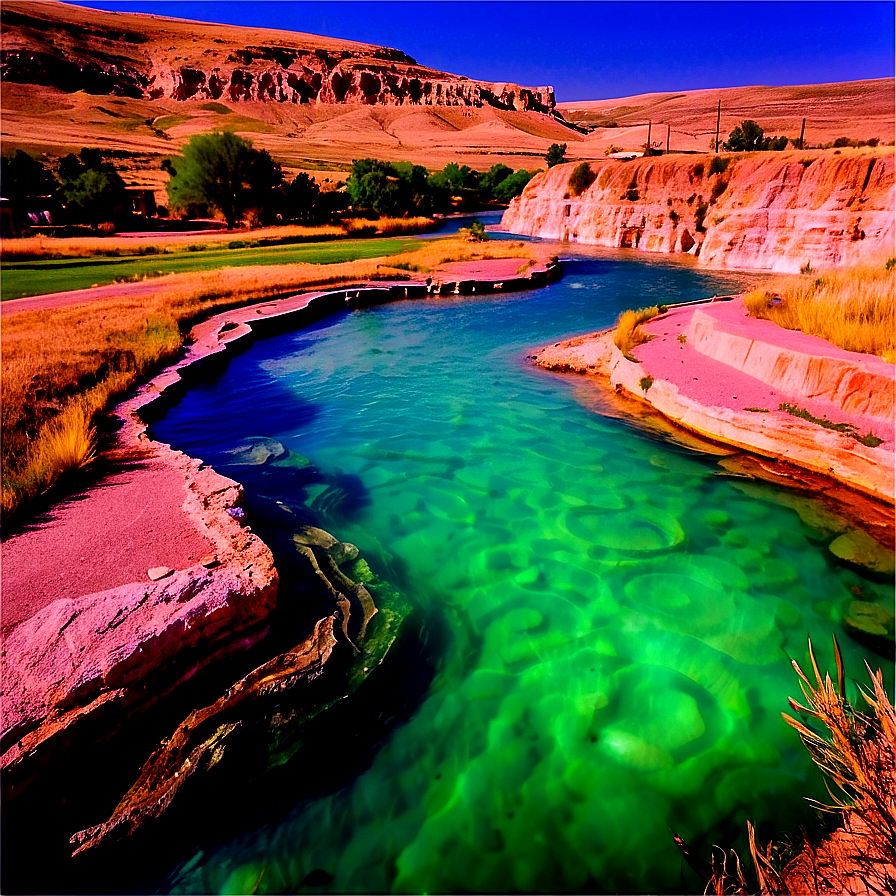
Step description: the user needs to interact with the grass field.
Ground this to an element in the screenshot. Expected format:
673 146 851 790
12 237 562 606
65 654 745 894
1 237 429 301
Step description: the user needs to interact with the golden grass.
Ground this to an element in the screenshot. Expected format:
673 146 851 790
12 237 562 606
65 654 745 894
1 237 536 520
744 260 895 363
0 225 345 259
613 306 661 358
343 216 439 237
0 218 440 260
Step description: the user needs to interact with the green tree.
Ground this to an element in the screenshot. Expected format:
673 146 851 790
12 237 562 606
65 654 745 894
57 148 128 228
493 168 534 203
282 172 321 223
164 132 283 229
545 143 567 167
1 150 58 202
723 120 788 153
478 163 513 200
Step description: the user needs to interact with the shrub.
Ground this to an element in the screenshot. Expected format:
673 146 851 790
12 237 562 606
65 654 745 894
668 209 680 225
568 163 597 197
691 162 705 178
639 375 654 392
710 175 730 203
694 199 709 232
624 178 639 202
545 143 567 167
708 155 730 176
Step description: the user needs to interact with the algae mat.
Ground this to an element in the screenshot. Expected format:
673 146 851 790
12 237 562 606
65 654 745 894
151 250 894 895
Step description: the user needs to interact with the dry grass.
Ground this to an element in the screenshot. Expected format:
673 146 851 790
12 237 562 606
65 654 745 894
0 218 440 260
613 305 662 358
0 225 347 259
676 636 895 895
744 260 895 363
1 237 535 520
343 216 439 237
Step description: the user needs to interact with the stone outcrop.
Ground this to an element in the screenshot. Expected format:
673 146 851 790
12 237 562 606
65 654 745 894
0 2 554 112
147 61 554 110
503 150 894 272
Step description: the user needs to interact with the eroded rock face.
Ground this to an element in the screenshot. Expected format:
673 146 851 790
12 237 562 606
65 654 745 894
0 2 555 112
502 151 894 272
147 61 554 111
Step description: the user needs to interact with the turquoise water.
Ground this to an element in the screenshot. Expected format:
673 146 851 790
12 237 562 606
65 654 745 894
151 249 893 894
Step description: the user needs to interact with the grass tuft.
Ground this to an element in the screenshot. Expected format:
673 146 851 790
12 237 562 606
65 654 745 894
744 260 895 362
614 305 661 358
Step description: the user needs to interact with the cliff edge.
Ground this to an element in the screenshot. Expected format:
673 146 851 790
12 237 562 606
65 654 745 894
503 149 894 272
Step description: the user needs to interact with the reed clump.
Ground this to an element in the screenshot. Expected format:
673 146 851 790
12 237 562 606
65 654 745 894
744 260 895 363
676 636 895 895
613 306 661 359
1 237 535 520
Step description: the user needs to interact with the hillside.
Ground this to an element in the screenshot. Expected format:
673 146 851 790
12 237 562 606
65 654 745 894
558 79 894 154
0 2 892 206
502 148 895 272
0 0 572 188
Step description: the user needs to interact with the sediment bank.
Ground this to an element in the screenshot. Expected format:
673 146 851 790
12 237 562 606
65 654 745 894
503 148 894 273
534 297 895 505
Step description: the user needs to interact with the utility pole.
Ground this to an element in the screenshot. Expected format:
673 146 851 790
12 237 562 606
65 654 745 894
666 124 671 154
715 99 721 152
798 117 806 150
646 120 652 154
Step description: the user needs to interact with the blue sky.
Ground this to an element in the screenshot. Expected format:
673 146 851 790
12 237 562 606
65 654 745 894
70 1 895 102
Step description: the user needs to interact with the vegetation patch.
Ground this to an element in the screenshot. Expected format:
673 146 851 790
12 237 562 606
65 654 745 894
744 261 895 362
568 162 597 197
778 403 883 447
614 305 661 359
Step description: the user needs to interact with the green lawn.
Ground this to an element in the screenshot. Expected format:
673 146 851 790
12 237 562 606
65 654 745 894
1 237 428 301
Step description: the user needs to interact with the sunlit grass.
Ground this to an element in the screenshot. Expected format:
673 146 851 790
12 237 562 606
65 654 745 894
744 259 895 363
613 305 662 359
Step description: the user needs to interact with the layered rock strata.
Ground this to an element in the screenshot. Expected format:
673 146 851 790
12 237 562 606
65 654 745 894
0 2 554 112
534 298 895 503
503 150 894 272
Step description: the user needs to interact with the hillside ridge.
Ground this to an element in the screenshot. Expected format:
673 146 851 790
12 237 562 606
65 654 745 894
0 1 555 113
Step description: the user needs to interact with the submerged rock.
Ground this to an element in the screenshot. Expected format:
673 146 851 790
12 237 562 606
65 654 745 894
829 529 895 576
842 600 895 654
225 436 288 466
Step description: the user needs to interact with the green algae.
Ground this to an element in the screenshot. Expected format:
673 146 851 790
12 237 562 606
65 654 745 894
152 261 894 896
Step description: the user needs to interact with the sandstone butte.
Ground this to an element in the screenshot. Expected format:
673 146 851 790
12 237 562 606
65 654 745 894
502 148 894 273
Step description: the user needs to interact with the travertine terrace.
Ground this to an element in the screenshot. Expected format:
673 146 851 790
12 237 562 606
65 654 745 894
503 148 895 272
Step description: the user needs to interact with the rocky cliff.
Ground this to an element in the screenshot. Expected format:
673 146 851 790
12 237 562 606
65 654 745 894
0 1 554 112
502 149 894 272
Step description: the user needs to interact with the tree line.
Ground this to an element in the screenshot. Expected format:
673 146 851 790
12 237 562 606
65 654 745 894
2 132 537 233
